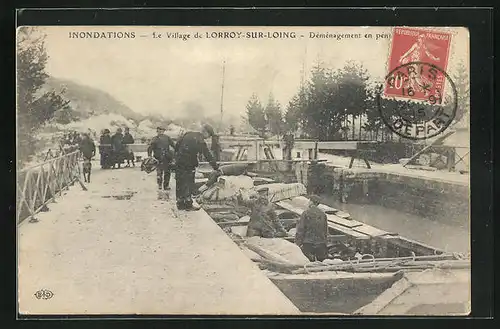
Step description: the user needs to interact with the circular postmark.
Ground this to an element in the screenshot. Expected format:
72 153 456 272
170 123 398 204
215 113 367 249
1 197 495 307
377 61 457 140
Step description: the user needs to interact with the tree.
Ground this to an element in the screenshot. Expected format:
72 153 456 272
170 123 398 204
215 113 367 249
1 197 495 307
361 83 387 141
452 61 470 124
283 60 373 141
302 61 363 141
284 89 307 134
246 93 266 137
51 89 77 124
302 62 337 140
264 93 284 136
335 61 371 140
17 27 70 164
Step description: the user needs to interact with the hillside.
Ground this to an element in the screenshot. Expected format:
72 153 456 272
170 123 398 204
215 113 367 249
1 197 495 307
26 77 243 168
43 77 144 123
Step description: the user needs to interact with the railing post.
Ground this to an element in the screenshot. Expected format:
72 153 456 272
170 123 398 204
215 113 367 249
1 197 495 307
17 151 85 224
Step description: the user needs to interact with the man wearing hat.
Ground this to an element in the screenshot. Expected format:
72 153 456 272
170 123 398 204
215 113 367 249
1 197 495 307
174 124 219 210
295 195 329 262
246 187 287 238
147 126 176 190
111 127 125 169
99 129 112 169
122 127 135 167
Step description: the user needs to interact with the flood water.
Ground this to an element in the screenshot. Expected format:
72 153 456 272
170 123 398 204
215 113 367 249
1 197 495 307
320 195 470 254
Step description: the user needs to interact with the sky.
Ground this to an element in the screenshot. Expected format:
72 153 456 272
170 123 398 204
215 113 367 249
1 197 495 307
37 26 469 120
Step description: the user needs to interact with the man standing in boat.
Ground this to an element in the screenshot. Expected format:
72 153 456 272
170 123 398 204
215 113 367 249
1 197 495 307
295 195 329 262
147 126 176 191
174 124 219 211
246 187 287 238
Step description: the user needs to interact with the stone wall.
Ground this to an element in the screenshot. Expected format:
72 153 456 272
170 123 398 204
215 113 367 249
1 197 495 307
320 167 469 229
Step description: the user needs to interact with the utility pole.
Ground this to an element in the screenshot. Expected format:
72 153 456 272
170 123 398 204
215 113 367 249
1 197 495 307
219 60 226 131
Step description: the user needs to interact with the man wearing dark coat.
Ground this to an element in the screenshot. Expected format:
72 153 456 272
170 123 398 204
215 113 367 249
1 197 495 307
122 127 135 167
211 134 222 161
111 128 125 168
246 187 287 238
73 131 82 146
174 124 219 211
99 129 112 169
79 133 96 160
295 195 329 262
147 126 176 190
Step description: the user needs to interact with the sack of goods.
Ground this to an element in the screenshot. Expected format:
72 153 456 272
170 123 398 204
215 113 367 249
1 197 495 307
218 163 250 176
245 236 311 266
198 175 254 202
141 157 159 174
249 183 307 203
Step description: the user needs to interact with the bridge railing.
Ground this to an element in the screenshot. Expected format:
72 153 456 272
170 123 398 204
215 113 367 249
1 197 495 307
17 151 82 224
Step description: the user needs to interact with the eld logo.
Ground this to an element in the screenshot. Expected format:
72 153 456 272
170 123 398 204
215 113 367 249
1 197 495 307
34 289 54 300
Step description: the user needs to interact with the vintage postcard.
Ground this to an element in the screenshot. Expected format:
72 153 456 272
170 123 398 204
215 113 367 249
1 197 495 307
17 26 470 316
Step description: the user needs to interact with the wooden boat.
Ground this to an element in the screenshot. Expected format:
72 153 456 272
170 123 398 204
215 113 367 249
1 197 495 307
196 169 470 315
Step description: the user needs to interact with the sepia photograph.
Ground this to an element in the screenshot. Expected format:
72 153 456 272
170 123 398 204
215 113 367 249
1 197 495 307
17 25 470 316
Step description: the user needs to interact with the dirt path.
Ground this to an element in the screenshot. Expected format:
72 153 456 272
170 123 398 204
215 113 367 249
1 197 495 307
18 166 299 315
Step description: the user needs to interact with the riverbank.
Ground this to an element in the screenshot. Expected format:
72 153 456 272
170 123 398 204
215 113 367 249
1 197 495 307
316 153 469 230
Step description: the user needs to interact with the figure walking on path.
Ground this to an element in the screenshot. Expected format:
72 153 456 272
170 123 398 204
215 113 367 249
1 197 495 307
174 124 219 211
111 128 125 169
99 129 112 169
123 127 135 167
148 126 176 191
79 133 96 161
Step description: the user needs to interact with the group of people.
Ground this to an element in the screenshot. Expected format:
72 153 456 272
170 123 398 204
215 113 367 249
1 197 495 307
245 187 329 262
61 131 82 147
99 127 135 169
147 124 220 211
74 123 329 260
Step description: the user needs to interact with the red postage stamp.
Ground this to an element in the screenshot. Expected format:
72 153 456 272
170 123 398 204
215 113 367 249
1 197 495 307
384 27 452 102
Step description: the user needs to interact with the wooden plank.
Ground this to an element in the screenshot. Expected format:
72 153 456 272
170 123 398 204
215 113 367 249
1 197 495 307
292 141 317 149
326 215 363 229
316 204 366 229
218 219 250 228
284 235 350 244
354 277 412 315
403 130 455 167
278 199 361 228
317 204 339 213
276 200 369 239
353 225 391 237
315 141 360 150
386 235 444 255
17 184 38 223
31 168 43 210
317 204 351 219
328 222 369 239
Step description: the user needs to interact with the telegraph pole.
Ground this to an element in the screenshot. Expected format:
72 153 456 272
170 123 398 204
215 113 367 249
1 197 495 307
219 60 226 131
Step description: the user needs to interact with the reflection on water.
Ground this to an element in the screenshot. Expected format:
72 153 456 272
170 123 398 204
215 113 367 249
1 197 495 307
320 195 470 253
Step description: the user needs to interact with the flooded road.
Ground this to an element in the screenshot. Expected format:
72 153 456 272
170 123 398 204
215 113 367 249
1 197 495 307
320 195 470 254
